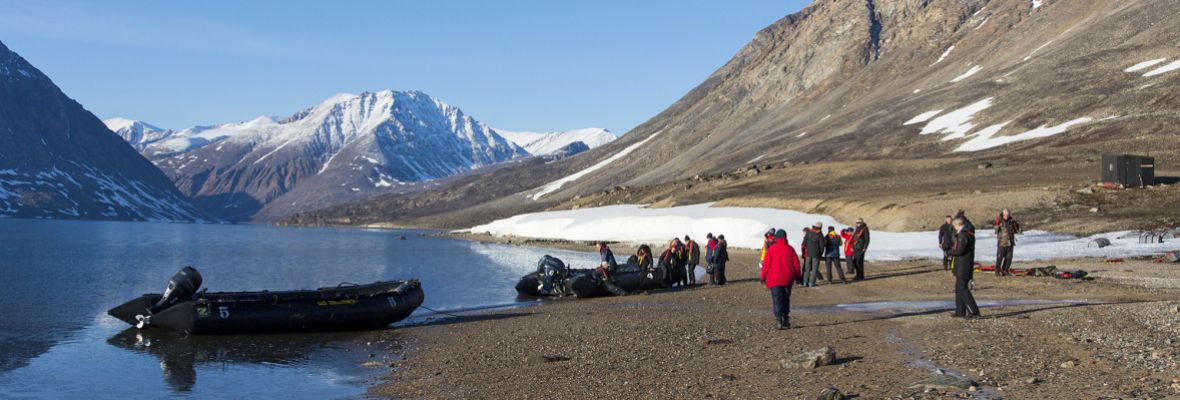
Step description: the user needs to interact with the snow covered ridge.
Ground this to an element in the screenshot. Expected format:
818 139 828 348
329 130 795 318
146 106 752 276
0 166 206 221
494 127 616 156
465 203 1180 262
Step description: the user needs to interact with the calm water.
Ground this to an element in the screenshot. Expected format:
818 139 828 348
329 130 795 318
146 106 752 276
0 219 599 399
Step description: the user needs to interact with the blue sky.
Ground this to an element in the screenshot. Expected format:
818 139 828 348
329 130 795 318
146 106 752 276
0 1 807 134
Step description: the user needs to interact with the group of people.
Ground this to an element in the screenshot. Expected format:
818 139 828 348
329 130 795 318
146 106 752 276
595 233 733 287
759 218 872 329
596 209 1020 330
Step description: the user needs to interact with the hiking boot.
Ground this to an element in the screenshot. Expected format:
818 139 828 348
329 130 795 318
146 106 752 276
950 313 965 318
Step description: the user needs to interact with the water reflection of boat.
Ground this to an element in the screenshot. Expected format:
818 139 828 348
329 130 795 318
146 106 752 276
105 328 372 393
108 267 424 334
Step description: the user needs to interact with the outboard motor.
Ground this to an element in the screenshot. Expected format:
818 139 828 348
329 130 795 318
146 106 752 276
145 266 203 315
536 255 568 296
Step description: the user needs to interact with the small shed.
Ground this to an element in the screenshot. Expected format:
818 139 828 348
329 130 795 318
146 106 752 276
1101 154 1155 188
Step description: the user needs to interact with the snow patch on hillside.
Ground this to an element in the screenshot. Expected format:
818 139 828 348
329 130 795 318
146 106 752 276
1125 58 1167 73
950 65 982 83
1143 59 1180 77
531 130 663 200
931 46 954 66
466 203 1180 261
954 117 1092 152
904 110 944 125
918 98 993 139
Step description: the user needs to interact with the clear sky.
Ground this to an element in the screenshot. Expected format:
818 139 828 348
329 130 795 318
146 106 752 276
0 1 808 134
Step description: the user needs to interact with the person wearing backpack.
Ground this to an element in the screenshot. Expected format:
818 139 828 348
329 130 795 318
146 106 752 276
824 226 847 284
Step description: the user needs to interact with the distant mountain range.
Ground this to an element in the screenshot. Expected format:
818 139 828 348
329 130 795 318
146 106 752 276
0 41 206 221
493 128 615 157
106 92 615 221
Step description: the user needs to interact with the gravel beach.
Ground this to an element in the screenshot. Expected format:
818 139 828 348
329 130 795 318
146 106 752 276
371 240 1180 399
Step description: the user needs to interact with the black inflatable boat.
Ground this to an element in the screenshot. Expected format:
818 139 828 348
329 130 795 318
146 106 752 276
108 267 425 334
516 256 667 298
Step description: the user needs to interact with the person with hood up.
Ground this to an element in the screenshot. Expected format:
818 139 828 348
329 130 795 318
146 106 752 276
761 229 802 329
824 226 847 284
705 233 718 283
949 216 981 318
994 209 1021 277
802 223 826 287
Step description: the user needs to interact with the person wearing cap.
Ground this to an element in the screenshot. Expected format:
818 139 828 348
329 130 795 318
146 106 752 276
684 235 700 286
761 229 801 329
824 226 847 284
802 224 825 287
760 228 776 271
950 216 981 318
713 234 730 285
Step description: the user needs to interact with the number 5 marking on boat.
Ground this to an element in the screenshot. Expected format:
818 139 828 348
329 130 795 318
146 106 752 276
387 297 397 308
218 306 230 319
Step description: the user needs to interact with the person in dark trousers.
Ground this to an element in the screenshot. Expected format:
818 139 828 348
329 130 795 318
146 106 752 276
802 223 825 287
938 215 955 271
994 209 1021 277
635 244 653 270
761 229 801 329
850 218 871 280
949 217 981 318
840 227 855 274
684 235 700 286
705 233 718 283
824 226 847 284
713 235 730 285
673 238 688 287
659 240 678 287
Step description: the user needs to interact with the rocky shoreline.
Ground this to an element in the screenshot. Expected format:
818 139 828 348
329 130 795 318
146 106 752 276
370 238 1180 399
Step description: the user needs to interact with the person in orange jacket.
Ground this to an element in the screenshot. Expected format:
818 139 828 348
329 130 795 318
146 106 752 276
761 229 802 330
840 227 855 274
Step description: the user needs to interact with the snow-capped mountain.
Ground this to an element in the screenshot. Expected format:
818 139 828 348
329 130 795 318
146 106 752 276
120 90 530 221
0 41 206 221
494 127 616 156
103 118 176 151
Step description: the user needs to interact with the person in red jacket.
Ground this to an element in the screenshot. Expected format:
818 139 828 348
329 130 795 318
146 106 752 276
761 229 802 330
840 227 855 274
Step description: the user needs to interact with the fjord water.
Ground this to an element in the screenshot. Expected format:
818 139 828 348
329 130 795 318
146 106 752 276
0 219 599 398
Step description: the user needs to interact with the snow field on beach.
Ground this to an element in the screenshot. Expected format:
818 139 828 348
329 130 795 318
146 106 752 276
466 203 1180 262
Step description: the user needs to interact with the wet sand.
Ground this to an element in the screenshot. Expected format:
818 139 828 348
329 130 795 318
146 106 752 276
372 240 1180 399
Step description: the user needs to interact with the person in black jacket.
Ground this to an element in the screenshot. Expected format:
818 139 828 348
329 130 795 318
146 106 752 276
949 217 981 318
938 215 955 271
713 235 730 285
994 209 1021 277
802 223 825 287
850 218 871 280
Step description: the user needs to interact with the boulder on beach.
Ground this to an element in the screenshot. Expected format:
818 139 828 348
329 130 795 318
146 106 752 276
1087 238 1111 248
908 374 977 391
781 346 836 369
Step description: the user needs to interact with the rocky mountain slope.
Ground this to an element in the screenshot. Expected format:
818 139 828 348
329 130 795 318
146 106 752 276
111 91 529 221
0 41 206 221
288 0 1180 231
104 118 175 152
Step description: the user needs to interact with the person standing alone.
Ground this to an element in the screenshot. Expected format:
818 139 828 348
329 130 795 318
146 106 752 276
761 229 801 329
850 218 871 280
994 209 1021 277
938 215 955 271
802 223 825 287
950 217 981 318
